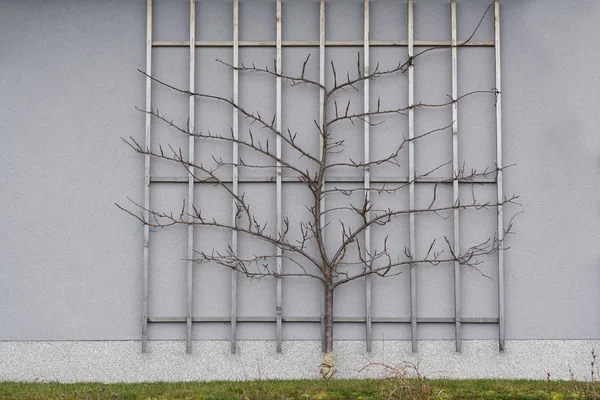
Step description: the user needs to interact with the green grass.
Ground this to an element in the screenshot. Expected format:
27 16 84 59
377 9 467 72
0 379 598 400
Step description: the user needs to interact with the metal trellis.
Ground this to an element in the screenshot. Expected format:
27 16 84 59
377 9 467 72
140 0 505 354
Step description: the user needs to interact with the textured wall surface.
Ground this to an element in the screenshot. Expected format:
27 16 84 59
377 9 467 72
0 0 146 340
1 340 599 382
1 0 600 379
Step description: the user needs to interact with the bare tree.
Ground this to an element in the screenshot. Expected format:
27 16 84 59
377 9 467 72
118 11 517 377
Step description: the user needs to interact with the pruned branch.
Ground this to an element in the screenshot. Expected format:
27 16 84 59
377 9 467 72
193 248 326 283
216 55 325 91
137 70 322 167
329 194 519 268
116 197 326 274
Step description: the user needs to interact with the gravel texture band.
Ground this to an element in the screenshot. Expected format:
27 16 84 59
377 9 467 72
1 340 599 382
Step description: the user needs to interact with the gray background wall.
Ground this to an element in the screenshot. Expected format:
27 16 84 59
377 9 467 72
1 0 599 346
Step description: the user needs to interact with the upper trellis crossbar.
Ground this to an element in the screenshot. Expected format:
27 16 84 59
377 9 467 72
141 0 505 354
153 40 494 47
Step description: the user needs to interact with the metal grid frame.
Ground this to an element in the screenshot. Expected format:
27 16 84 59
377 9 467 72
141 0 505 354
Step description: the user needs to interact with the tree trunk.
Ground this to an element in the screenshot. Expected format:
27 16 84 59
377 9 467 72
320 282 335 379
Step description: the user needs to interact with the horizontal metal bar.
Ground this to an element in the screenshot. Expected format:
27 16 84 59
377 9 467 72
153 40 494 48
150 176 497 184
148 316 499 324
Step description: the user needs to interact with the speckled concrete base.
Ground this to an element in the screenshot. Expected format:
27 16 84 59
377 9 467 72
1 340 598 382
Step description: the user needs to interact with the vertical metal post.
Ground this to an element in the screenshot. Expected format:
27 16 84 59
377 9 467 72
230 0 239 354
363 0 372 353
450 0 461 353
318 0 326 182
142 0 152 354
275 0 283 353
407 0 418 353
186 0 196 354
494 0 505 352
319 0 327 354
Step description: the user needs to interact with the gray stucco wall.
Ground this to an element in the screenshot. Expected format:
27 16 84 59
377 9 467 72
1 0 600 352
1 0 146 340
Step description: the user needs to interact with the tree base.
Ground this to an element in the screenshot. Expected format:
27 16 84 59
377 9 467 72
320 352 336 379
